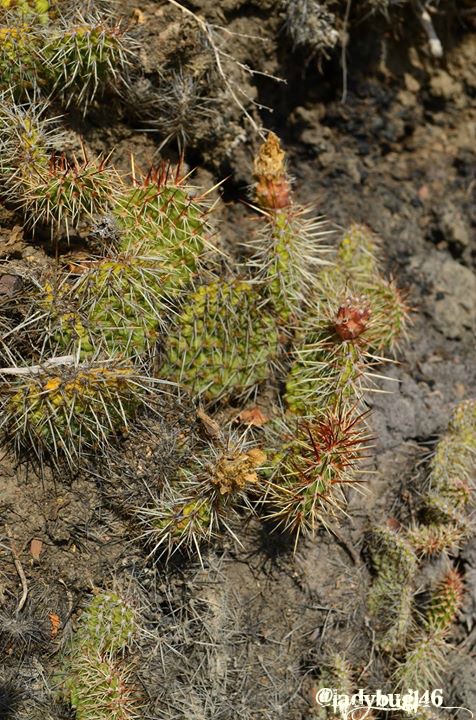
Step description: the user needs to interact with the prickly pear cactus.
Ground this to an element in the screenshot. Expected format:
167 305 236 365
247 132 330 320
138 485 215 559
395 568 464 692
136 436 267 558
0 22 40 93
367 525 417 652
163 279 280 403
427 568 464 631
263 407 369 540
42 19 130 110
285 224 409 415
68 255 172 358
0 362 145 466
20 152 119 237
74 591 136 654
59 591 139 720
114 170 211 293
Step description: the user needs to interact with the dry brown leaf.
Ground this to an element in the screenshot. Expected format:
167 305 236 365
132 7 146 23
49 613 61 639
30 538 43 560
237 407 268 427
197 407 221 439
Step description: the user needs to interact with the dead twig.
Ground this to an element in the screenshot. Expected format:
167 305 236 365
341 0 352 102
165 0 284 137
7 530 29 614
414 0 443 58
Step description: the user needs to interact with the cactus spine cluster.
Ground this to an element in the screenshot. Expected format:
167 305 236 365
137 435 267 559
366 400 474 689
0 361 147 468
262 406 371 543
0 3 131 107
395 568 464 691
58 591 139 720
367 525 417 652
285 223 409 415
163 279 280 403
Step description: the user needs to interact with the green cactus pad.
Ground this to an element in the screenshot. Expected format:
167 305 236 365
114 175 210 293
285 226 409 414
70 255 173 358
60 592 139 720
138 487 215 559
42 20 130 110
285 330 365 415
20 152 119 237
264 407 368 539
427 568 464 631
75 592 136 654
163 279 279 403
430 399 476 498
0 98 65 199
0 23 40 94
65 654 139 720
246 207 330 320
337 223 381 280
0 362 146 466
367 526 417 651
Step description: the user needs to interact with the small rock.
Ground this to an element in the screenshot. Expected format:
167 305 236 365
0 274 22 297
429 70 463 100
433 260 475 339
440 201 471 249
404 73 420 93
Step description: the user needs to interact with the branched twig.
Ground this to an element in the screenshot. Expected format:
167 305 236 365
165 0 283 136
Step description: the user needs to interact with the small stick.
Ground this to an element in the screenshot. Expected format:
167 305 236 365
7 532 29 614
0 355 75 376
341 0 352 102
415 1 443 58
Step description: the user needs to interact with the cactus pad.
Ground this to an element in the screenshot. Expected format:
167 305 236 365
163 279 279 403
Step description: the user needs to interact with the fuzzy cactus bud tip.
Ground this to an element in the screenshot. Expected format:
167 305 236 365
334 297 371 340
253 132 291 210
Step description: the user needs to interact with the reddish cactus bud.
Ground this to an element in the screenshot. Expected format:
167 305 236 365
427 567 464 631
334 296 371 341
253 132 292 210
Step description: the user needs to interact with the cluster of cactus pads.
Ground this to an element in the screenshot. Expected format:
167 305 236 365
0 0 413 560
0 63 411 555
367 399 475 690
